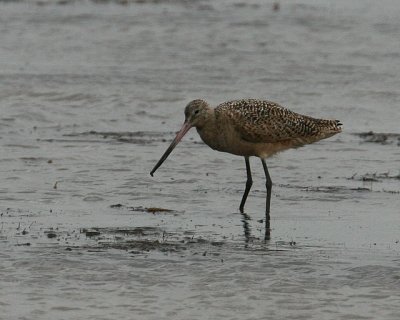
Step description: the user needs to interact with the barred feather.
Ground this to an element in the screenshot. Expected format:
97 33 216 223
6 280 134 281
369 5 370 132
215 99 342 144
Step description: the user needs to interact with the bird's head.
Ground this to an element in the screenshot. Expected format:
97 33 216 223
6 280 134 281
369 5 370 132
184 99 210 129
150 99 210 176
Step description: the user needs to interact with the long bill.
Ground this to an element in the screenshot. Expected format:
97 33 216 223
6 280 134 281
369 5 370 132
150 121 192 176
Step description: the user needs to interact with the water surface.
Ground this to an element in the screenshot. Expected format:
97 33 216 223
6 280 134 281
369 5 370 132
1 1 400 319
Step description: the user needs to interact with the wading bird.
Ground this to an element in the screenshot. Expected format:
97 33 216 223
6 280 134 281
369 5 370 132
150 99 342 236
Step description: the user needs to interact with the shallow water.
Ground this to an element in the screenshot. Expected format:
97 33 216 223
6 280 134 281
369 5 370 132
1 0 400 319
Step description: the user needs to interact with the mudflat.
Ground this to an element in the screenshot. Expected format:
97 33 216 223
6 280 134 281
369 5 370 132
1 1 399 319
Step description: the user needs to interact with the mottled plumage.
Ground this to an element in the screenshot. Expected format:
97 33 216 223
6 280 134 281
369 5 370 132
151 98 342 237
187 99 341 159
215 99 341 146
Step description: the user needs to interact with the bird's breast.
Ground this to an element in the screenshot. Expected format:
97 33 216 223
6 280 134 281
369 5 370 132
196 124 260 157
196 125 227 152
195 122 305 158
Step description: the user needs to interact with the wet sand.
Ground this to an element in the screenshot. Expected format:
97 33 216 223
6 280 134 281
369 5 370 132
1 1 400 319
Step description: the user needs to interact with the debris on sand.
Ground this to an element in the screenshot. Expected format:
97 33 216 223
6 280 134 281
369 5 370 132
348 172 400 182
143 207 174 213
104 240 180 253
80 226 164 239
302 185 371 193
46 231 57 238
75 226 227 255
81 228 101 237
62 130 170 145
347 172 400 194
110 204 175 214
15 242 31 246
43 228 58 238
110 204 123 208
356 131 400 145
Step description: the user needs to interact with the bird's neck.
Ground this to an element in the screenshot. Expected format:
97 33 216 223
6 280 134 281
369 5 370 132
195 107 215 130
195 108 219 147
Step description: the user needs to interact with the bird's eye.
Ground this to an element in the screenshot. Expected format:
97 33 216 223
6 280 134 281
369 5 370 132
194 110 200 115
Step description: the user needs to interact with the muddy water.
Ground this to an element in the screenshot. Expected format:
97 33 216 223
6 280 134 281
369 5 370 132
1 0 400 319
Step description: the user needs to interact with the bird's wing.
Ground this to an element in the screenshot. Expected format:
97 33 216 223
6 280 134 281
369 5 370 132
216 99 336 143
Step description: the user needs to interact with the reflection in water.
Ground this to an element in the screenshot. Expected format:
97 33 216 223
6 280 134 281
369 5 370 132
240 212 271 243
264 222 271 241
241 212 251 243
265 217 271 241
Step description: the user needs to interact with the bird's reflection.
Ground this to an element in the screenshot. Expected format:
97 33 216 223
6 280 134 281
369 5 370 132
241 212 252 244
265 219 271 241
240 212 271 243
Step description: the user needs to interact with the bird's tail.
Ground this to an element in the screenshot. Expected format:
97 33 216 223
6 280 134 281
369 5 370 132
315 119 342 140
331 119 342 132
317 118 342 133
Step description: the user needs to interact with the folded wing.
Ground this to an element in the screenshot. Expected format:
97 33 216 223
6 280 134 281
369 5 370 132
216 99 341 144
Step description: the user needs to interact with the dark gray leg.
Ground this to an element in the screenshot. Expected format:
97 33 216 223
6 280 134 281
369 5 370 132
261 159 272 233
239 156 252 213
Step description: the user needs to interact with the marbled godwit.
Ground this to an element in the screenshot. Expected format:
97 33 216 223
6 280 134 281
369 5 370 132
150 99 342 233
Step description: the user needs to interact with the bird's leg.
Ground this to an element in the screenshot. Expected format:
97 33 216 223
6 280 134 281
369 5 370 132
261 159 272 233
239 156 253 213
